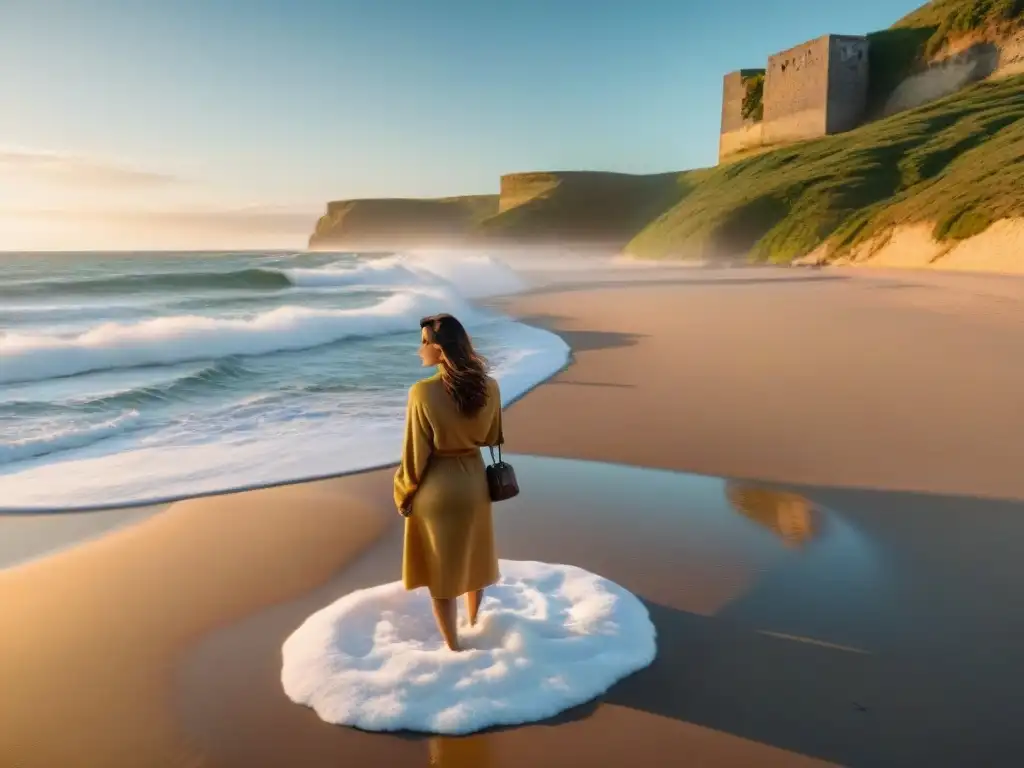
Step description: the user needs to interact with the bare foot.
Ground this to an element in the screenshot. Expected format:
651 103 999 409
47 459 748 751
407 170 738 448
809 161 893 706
466 589 484 627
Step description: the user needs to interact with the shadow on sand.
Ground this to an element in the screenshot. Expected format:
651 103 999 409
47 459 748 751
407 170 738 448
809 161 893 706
511 312 647 354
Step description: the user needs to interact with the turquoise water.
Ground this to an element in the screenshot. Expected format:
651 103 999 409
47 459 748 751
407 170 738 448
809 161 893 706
0 250 568 509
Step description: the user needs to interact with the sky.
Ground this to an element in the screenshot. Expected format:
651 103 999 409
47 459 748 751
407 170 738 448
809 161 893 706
0 0 924 250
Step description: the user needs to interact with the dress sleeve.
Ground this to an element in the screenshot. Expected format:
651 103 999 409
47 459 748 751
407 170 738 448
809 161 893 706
484 380 503 447
393 385 435 511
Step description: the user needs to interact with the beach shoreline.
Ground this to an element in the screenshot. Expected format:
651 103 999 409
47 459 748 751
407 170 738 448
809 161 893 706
5 265 1024 767
0 354 572 515
0 258 712 514
0 249 570 512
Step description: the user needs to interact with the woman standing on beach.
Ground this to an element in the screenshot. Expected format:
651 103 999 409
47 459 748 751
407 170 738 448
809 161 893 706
394 313 503 652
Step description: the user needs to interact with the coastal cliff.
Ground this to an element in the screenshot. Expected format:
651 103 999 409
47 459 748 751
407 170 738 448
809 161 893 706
309 0 1024 273
309 172 686 252
308 195 498 250
627 72 1024 265
478 171 685 247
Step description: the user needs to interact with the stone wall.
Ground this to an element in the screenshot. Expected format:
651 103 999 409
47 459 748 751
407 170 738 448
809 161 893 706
762 35 832 144
826 36 870 133
718 33 870 160
718 69 765 161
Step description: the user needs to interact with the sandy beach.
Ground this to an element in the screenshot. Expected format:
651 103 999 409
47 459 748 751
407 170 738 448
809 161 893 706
4 265 1024 767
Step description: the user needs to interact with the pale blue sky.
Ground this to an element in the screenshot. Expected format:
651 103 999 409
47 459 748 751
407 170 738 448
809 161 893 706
0 0 923 249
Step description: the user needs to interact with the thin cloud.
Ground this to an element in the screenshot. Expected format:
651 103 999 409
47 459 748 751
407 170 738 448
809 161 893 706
1 205 319 234
0 146 181 187
0 205 321 250
131 207 319 234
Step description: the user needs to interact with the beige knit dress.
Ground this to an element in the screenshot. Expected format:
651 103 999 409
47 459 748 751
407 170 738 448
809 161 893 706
393 372 502 599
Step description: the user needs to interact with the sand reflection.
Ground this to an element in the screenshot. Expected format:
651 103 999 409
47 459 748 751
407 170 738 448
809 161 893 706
428 734 495 767
724 482 818 547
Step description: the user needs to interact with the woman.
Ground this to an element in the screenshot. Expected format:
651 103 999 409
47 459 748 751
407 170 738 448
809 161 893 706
394 313 503 652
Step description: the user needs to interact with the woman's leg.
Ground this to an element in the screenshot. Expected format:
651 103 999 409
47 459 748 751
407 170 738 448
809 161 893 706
465 589 484 626
431 597 460 651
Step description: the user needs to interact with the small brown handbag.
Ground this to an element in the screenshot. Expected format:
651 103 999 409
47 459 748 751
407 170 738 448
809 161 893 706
485 410 519 502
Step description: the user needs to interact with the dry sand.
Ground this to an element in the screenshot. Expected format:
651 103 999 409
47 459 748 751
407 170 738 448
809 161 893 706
0 503 167 570
802 218 1024 276
4 266 1024 767
499 267 1024 500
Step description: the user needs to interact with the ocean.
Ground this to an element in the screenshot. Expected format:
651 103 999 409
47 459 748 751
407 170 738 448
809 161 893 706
0 250 570 510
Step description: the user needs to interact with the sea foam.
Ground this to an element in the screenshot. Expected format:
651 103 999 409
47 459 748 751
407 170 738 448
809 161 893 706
0 253 528 386
281 560 657 734
0 318 569 509
0 411 141 466
0 290 471 385
0 250 568 509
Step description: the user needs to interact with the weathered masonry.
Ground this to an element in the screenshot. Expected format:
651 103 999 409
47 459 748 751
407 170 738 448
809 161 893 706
719 34 870 162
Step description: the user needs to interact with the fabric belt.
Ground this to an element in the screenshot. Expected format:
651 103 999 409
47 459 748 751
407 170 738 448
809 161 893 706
433 448 480 458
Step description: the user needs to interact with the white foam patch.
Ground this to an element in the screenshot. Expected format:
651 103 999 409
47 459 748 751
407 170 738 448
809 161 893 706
281 559 657 735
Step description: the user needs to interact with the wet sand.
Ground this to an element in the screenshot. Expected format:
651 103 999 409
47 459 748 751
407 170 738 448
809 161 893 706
0 503 167 570
4 267 1024 767
180 460 1024 767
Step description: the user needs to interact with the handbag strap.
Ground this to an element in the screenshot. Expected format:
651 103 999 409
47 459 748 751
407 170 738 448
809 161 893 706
488 406 504 465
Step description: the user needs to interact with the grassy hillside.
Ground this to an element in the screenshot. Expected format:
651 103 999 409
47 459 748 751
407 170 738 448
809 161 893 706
626 74 1024 262
478 171 695 246
310 172 699 251
628 0 1024 261
309 1 1023 260
866 0 1022 113
309 195 497 248
896 0 1023 55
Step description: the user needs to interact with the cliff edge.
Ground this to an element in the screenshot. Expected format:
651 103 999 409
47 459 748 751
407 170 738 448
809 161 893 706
309 171 687 252
479 171 686 247
308 196 498 250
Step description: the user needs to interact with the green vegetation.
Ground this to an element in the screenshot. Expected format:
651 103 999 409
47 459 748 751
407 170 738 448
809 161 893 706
898 0 1023 27
478 171 699 246
313 66 1023 258
864 0 1023 112
310 195 498 248
626 74 1024 262
741 72 765 122
895 0 1023 58
625 1 1024 262
311 1 1024 262
310 172 703 251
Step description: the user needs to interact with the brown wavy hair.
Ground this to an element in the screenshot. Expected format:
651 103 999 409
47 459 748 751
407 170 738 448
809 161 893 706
420 313 489 416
